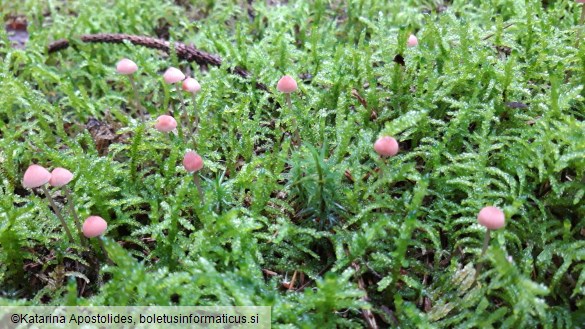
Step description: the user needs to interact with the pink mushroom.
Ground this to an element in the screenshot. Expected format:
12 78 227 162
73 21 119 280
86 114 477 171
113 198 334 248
277 75 301 145
23 164 74 242
116 58 138 75
182 78 201 93
116 59 143 122
477 206 505 230
49 167 73 187
277 75 298 94
23 164 51 188
163 67 185 84
82 216 108 238
374 136 399 157
475 206 506 279
181 77 201 139
183 151 203 172
183 151 204 201
50 167 85 245
154 115 178 133
82 215 113 265
407 34 418 47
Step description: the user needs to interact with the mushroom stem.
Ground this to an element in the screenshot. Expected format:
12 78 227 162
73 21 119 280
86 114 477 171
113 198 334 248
128 75 144 123
176 84 186 141
97 237 114 265
285 94 301 147
193 173 204 203
63 187 86 246
191 94 199 144
41 185 74 243
475 229 491 280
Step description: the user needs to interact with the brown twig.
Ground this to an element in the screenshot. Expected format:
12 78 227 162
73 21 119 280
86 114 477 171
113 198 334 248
482 23 516 41
352 261 378 329
47 33 268 91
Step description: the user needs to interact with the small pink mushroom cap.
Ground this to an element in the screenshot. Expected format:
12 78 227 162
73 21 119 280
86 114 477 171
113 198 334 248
49 168 73 187
23 164 51 188
374 136 399 157
116 58 138 75
154 115 178 133
277 75 298 93
82 216 108 238
163 67 185 84
477 206 505 230
182 77 201 93
183 151 203 173
407 35 419 47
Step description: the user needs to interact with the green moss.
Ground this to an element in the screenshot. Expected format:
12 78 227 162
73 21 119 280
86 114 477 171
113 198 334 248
0 0 584 327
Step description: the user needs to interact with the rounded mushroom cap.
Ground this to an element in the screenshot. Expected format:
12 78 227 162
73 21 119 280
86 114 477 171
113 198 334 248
407 34 418 47
182 77 201 93
163 67 185 84
374 136 399 157
277 75 298 93
154 115 177 133
49 167 73 187
183 151 203 173
116 58 138 75
477 206 505 230
23 164 51 188
82 216 108 238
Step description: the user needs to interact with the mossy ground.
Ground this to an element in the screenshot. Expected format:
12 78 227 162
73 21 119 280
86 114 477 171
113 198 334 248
1 0 584 327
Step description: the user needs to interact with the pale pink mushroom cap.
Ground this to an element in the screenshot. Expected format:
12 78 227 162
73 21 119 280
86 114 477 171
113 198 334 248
277 75 298 93
477 206 505 230
578 0 585 4
116 58 138 75
163 67 185 84
183 151 203 173
374 136 399 157
182 77 201 93
82 216 108 238
407 34 419 47
49 167 73 187
23 164 51 188
154 115 177 133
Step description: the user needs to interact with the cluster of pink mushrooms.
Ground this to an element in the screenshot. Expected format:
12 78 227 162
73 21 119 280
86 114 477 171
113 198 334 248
23 33 506 274
22 164 110 261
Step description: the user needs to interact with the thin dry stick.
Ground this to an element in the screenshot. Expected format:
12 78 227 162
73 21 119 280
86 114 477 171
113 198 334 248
41 185 74 242
288 271 298 290
63 187 86 246
348 248 378 329
481 23 516 41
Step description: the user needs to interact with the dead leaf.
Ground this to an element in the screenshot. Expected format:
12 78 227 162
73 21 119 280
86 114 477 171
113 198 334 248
5 15 28 49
